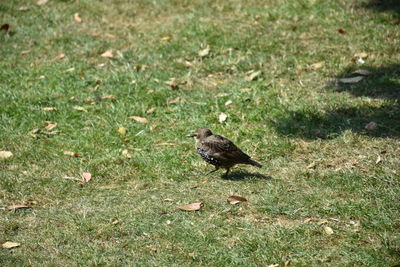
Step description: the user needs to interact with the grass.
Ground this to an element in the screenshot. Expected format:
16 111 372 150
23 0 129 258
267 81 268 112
1 0 399 265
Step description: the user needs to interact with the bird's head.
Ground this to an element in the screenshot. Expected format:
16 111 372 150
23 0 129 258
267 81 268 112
186 128 213 140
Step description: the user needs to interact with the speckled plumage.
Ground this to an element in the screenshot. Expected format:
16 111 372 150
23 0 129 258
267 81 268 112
187 128 262 176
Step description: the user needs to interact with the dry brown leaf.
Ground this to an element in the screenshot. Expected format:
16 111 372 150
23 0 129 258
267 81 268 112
198 46 210 57
45 122 57 131
178 202 203 211
7 205 30 210
122 149 132 159
354 52 368 58
165 79 179 89
365 121 377 130
101 50 114 58
73 13 82 23
161 36 172 42
56 53 65 60
352 69 370 76
21 50 31 55
219 113 228 123
42 107 57 111
2 242 20 249
111 220 119 225
63 151 80 157
36 0 48 5
227 195 247 205
146 107 156 114
310 61 325 70
338 76 363 84
307 162 316 169
0 24 10 33
245 70 262 81
167 97 181 105
224 100 232 106
117 127 127 135
81 172 92 183
0 151 13 159
130 116 148 123
324 226 334 235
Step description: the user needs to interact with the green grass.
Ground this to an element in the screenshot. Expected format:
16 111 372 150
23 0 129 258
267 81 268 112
1 0 399 265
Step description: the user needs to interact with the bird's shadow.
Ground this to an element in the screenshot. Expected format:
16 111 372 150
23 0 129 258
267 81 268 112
221 170 272 181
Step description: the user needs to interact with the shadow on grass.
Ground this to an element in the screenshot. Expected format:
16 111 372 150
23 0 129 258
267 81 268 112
274 64 400 139
222 170 272 181
362 0 400 16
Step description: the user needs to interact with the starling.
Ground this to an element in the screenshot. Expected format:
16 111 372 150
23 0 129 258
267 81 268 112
186 128 262 176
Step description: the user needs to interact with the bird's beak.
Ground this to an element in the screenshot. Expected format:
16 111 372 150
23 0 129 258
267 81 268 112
186 134 195 138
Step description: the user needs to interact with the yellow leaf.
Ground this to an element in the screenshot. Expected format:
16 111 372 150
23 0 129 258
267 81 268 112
161 36 172 42
324 226 334 235
117 127 127 135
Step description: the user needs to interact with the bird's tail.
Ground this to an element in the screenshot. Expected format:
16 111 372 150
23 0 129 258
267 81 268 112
248 159 262 168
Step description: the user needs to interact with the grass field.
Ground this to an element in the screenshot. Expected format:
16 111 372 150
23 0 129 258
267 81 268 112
1 0 399 266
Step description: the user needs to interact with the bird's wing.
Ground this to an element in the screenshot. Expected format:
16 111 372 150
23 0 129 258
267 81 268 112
200 135 250 162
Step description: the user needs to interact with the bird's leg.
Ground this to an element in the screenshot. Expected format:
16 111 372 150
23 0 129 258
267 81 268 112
224 168 230 177
206 166 219 175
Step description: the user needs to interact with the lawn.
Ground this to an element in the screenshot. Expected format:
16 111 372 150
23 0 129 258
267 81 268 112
1 0 399 266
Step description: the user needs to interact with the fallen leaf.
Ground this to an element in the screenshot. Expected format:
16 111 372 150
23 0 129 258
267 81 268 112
178 202 203 211
376 155 382 164
354 52 368 58
337 28 346 34
165 79 179 89
111 220 119 225
357 58 365 65
130 116 148 123
36 0 48 5
216 93 229 97
0 151 13 159
0 24 10 33
224 100 232 106
267 264 279 267
2 242 20 249
310 61 325 70
365 121 377 131
227 195 247 205
324 226 334 235
352 69 370 76
167 97 181 105
161 36 172 42
21 50 31 55
146 107 156 114
122 149 132 159
73 13 82 23
65 67 75 72
56 53 65 60
307 162 316 169
198 45 210 57
338 76 363 84
219 113 228 123
73 106 87 112
63 151 80 157
81 172 92 183
42 107 57 111
317 219 329 225
101 95 117 101
101 50 114 58
245 70 262 81
45 122 57 131
117 127 126 135
7 205 30 210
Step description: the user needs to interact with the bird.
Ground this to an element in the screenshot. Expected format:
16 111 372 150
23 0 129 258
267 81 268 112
186 128 262 176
